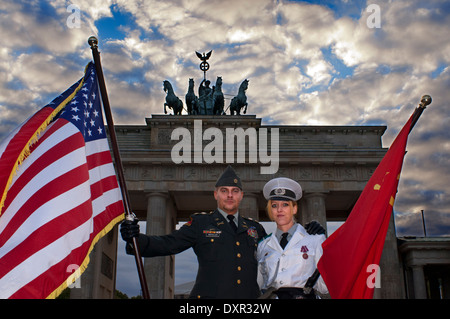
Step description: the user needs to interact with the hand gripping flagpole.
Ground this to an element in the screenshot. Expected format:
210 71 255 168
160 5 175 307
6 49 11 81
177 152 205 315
88 36 150 299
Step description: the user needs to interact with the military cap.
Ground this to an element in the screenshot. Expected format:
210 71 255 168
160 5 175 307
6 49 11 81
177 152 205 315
215 165 242 190
263 177 302 201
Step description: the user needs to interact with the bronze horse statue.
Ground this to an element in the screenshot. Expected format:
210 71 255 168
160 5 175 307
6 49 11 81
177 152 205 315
212 76 224 115
163 80 183 115
229 79 249 115
185 78 198 115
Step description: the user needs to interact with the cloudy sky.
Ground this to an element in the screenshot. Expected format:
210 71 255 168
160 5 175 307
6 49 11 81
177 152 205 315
1 0 449 296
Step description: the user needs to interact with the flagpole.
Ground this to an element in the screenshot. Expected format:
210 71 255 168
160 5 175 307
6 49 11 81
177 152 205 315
88 36 150 299
410 95 432 132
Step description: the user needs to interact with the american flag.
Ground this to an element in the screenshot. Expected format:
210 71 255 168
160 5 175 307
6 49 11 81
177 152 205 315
0 62 124 298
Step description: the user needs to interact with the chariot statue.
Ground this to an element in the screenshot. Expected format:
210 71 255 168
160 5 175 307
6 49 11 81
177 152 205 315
162 50 249 116
198 79 213 114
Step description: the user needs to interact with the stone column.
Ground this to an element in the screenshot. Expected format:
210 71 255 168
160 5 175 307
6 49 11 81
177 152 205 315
303 192 328 235
145 192 170 299
70 226 118 299
411 265 427 299
240 192 259 220
373 214 405 299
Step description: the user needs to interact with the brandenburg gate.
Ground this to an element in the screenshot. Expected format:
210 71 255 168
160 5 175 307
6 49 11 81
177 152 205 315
108 114 404 299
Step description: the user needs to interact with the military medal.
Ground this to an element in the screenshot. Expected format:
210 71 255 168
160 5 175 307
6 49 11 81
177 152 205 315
301 245 309 259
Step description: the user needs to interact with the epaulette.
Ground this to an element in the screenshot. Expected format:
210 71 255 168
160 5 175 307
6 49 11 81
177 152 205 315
258 233 272 243
190 211 214 220
185 211 212 226
242 215 259 223
191 211 212 216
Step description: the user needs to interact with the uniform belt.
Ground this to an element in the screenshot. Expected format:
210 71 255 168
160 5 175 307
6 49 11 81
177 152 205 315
274 287 317 299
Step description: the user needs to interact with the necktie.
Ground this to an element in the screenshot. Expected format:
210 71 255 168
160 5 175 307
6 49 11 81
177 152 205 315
280 232 289 249
227 215 238 232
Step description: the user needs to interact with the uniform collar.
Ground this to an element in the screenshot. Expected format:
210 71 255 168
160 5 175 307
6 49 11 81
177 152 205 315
275 223 297 242
217 208 239 223
215 209 246 233
269 223 308 250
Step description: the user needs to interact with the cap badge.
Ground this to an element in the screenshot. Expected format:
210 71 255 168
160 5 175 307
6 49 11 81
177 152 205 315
274 188 285 196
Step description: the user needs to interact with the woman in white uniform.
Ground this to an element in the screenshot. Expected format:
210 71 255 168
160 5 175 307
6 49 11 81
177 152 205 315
257 177 328 299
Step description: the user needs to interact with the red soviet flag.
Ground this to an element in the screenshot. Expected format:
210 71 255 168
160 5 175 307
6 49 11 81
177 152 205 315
317 113 414 299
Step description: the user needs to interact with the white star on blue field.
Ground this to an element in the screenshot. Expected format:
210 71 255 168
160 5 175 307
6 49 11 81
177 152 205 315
1 0 449 297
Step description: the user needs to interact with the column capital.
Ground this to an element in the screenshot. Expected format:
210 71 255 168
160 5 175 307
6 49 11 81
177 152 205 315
303 191 330 199
242 191 259 198
145 191 169 199
410 263 426 270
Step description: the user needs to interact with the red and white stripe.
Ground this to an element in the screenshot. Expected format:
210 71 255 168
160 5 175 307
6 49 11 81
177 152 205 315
0 107 57 212
0 117 123 298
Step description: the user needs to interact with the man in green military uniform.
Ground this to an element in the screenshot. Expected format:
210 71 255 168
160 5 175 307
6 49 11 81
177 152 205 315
120 165 267 299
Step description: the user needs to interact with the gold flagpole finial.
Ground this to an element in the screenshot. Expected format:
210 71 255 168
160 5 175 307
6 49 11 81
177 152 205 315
88 36 98 49
419 95 432 108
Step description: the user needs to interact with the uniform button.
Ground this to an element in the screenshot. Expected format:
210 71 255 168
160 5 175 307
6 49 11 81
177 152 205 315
237 253 241 258
237 279 241 284
197 295 201 299
210 239 214 242
236 241 240 246
237 266 242 271
280 281 284 285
